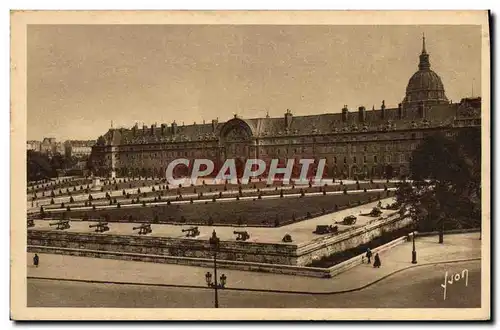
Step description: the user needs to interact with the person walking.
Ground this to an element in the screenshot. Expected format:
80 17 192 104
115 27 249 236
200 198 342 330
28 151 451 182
365 248 373 264
33 254 39 268
373 253 381 268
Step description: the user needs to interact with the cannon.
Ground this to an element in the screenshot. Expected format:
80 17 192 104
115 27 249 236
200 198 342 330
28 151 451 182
27 219 34 228
89 221 110 233
133 223 152 235
49 220 70 230
282 234 293 243
313 225 338 235
368 207 382 217
182 226 200 237
341 215 357 225
234 230 250 241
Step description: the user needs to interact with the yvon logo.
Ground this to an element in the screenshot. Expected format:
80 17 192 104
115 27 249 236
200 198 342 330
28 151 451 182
441 269 469 300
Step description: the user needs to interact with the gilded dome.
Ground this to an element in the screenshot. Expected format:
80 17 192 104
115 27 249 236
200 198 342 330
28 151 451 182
402 35 448 108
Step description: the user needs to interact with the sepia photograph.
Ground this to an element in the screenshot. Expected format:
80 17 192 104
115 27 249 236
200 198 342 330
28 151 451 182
10 10 490 321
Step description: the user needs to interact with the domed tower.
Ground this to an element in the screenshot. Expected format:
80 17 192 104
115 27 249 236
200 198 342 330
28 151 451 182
402 34 449 109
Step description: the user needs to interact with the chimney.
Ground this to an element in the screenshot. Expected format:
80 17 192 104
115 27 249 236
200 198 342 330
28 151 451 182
171 121 178 135
151 124 156 136
132 123 138 136
211 119 218 132
285 109 293 129
142 124 147 134
358 106 366 123
398 103 404 119
161 124 166 135
342 105 349 122
381 100 386 119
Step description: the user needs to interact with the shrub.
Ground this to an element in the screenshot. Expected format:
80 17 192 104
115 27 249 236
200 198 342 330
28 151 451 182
50 198 55 205
117 203 121 208
69 196 74 203
92 205 96 210
142 201 146 207
61 202 65 208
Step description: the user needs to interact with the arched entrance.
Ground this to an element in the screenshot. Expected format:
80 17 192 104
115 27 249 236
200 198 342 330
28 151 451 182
219 117 255 180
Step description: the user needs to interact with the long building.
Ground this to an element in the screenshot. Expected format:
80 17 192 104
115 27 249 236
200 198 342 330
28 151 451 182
90 37 481 180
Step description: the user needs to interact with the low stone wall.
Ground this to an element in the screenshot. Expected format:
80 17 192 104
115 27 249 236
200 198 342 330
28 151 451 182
295 212 413 265
326 234 410 277
27 233 411 278
415 228 481 236
27 230 298 265
27 213 412 272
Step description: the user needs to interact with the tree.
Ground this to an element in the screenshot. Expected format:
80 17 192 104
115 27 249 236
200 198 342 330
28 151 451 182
396 128 481 242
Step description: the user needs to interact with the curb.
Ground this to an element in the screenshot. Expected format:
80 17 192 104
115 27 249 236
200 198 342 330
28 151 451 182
27 257 481 295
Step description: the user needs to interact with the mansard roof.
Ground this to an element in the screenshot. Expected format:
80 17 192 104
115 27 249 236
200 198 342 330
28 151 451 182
96 99 479 146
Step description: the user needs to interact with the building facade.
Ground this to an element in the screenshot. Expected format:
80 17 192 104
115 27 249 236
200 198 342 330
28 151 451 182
26 140 41 152
64 140 96 158
90 37 481 180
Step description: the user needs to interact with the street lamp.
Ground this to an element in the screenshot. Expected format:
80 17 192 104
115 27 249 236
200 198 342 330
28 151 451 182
411 229 418 264
205 230 227 308
412 206 426 264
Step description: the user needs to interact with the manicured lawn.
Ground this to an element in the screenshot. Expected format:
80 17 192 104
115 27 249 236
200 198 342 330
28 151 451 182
41 191 393 227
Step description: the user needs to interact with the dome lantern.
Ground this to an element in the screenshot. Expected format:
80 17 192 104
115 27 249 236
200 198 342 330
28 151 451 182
402 34 449 110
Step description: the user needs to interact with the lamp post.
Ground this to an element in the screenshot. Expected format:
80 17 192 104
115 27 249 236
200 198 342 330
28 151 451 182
411 228 418 264
205 230 226 308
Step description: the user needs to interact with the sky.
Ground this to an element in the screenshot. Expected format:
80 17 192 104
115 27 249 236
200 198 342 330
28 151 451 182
27 24 481 141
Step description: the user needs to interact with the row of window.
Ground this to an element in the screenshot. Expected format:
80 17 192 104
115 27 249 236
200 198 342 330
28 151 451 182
260 143 417 155
331 153 411 165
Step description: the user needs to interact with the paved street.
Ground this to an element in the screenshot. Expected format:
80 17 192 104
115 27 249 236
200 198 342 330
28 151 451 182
27 260 480 308
27 233 481 294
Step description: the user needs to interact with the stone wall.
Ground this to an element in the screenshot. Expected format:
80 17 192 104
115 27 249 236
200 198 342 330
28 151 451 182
295 211 413 265
27 212 412 269
27 231 297 265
